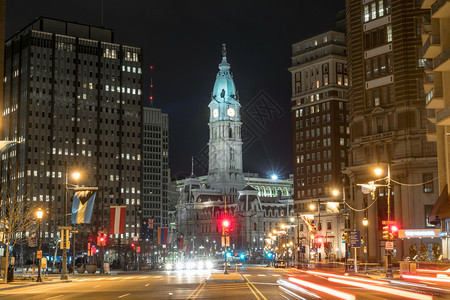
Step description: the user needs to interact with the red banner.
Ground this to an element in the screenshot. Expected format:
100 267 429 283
110 206 126 234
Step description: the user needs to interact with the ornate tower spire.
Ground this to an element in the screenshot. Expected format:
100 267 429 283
207 45 244 194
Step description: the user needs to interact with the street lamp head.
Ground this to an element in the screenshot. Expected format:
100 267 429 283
36 208 43 219
331 189 340 197
362 217 369 226
289 241 293 246
271 174 278 181
290 217 295 222
309 203 316 211
72 172 81 180
273 229 277 234
280 224 286 229
374 167 383 176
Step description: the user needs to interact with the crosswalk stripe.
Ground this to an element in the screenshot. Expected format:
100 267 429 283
243 274 251 276
257 274 266 276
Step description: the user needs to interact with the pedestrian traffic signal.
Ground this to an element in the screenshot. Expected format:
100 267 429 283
131 243 135 248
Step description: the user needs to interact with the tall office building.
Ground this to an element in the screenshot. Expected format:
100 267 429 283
345 0 438 261
142 107 169 229
421 0 450 260
2 18 143 248
290 30 349 260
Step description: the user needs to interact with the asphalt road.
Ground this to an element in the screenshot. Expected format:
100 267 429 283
0 266 449 299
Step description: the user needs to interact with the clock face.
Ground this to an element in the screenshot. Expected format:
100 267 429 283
227 107 235 117
213 108 219 118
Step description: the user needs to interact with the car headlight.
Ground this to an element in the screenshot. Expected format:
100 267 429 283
166 263 173 270
176 262 184 270
197 261 204 270
186 261 195 270
205 261 213 270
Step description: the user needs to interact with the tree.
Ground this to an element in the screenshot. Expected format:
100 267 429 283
432 243 442 261
408 244 418 261
419 244 428 261
0 159 36 283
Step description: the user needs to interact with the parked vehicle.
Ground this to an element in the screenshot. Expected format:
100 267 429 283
275 260 286 268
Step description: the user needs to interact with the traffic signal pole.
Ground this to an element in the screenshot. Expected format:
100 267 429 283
386 164 393 278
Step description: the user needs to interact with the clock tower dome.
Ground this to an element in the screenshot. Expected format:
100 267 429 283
207 44 244 194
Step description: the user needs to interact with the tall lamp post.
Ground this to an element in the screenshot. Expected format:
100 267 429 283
36 208 43 282
375 164 393 278
62 162 80 280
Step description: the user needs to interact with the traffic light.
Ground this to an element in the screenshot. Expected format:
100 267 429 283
361 236 365 245
382 225 389 240
97 234 107 246
131 243 135 249
390 225 399 240
222 218 231 236
341 232 348 244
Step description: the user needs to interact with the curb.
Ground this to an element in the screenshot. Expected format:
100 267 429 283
0 280 72 291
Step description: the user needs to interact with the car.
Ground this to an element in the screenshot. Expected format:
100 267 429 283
275 261 286 268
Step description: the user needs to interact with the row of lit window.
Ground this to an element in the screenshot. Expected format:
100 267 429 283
364 0 390 23
297 150 346 165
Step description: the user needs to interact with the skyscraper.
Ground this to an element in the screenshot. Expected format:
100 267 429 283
2 18 143 248
345 0 438 261
142 107 169 229
290 30 349 261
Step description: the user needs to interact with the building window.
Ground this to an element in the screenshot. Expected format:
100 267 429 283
423 174 433 193
327 221 332 230
425 205 435 228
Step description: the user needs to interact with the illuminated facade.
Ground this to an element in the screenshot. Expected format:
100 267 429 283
345 0 439 262
289 30 349 261
2 18 142 248
176 46 293 258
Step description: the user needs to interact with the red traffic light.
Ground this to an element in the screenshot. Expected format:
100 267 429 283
223 220 230 228
391 225 398 232
131 243 135 248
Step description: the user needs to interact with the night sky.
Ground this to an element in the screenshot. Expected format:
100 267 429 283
6 0 345 180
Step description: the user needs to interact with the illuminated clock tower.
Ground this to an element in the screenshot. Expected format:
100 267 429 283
207 44 244 194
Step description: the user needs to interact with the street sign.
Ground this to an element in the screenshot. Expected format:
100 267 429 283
385 241 394 250
350 231 361 248
57 226 72 230
37 250 42 259
10 257 15 265
382 220 396 225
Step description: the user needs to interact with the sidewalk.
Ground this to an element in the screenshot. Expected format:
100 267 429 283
0 278 72 291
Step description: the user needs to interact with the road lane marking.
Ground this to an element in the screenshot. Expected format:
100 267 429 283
108 277 119 280
191 281 205 299
139 276 149 279
243 274 251 276
93 277 105 281
246 282 261 300
186 279 205 299
154 275 163 278
123 277 133 280
78 279 89 281
93 285 101 288
273 274 281 276
145 283 150 287
118 293 130 298
257 274 266 276
245 277 268 300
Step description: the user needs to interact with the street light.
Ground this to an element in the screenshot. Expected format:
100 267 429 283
36 208 43 282
362 218 369 226
62 163 81 280
373 164 393 278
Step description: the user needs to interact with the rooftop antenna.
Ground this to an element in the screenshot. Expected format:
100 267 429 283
191 156 194 176
221 43 227 57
